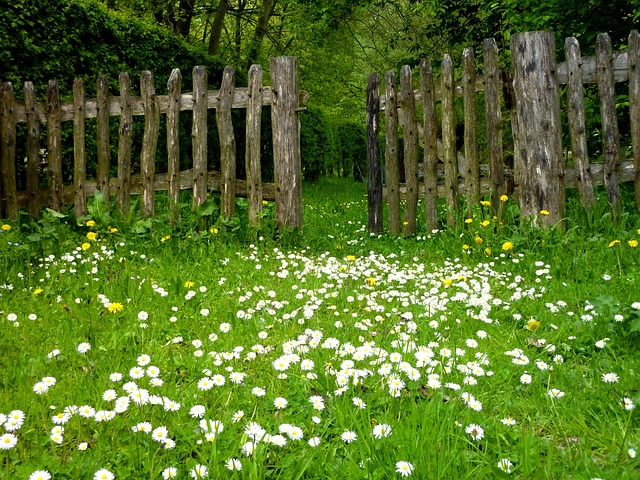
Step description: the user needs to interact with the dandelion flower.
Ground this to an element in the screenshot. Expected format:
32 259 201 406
502 241 514 252
540 210 550 216
395 461 414 477
108 302 123 313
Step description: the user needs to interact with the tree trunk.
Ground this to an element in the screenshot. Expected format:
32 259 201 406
175 0 195 38
208 0 230 55
245 0 277 69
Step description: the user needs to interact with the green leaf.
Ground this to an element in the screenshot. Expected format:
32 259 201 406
45 208 66 218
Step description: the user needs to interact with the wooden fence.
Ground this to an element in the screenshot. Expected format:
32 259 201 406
366 30 640 234
0 57 305 229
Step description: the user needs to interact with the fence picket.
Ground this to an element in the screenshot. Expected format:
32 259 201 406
73 78 87 218
218 66 236 220
596 33 622 212
1 83 17 219
96 76 111 206
117 72 132 213
140 71 159 217
47 80 63 213
462 47 479 213
400 65 418 235
441 55 458 227
24 82 40 217
192 66 208 210
246 65 264 226
629 30 640 211
385 71 400 236
565 37 596 214
420 59 439 232
366 72 382 234
166 69 181 218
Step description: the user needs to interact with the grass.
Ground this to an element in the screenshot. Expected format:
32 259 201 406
1 177 639 479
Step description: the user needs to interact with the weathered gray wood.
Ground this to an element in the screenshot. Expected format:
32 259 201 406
192 66 208 210
483 38 506 217
399 65 418 235
73 78 87 217
0 83 17 219
270 57 302 229
557 50 630 84
366 73 382 234
462 47 479 212
246 65 264 226
47 80 64 213
14 170 281 208
166 69 182 218
96 75 110 205
441 54 458 227
140 71 159 217
565 37 596 214
218 66 236 220
596 33 621 212
24 82 40 217
629 30 640 211
117 72 133 213
420 59 439 233
385 71 400 236
511 31 565 227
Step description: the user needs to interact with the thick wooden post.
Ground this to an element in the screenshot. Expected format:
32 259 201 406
400 66 418 235
366 73 382 234
511 31 564 227
117 72 132 214
565 37 596 215
483 39 506 217
420 59 439 232
47 80 64 213
630 30 640 212
167 69 182 218
96 75 111 206
192 66 208 210
24 82 40 217
218 66 236 220
246 65 264 225
270 56 302 229
140 71 159 217
73 78 87 217
385 71 400 236
0 83 17 219
596 33 621 213
462 47 479 212
441 54 458 228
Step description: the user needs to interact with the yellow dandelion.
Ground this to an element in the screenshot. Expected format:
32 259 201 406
502 241 513 251
108 302 124 314
540 210 550 216
628 240 638 248
210 227 219 235
465 218 473 224
526 319 541 331
480 200 491 207
500 195 508 202
346 255 356 262
475 237 483 245
33 288 44 295
609 240 620 247
403 221 409 226
108 226 118 233
184 281 195 288
1 224 11 231
366 277 377 287
81 242 91 250
462 244 470 250
262 200 269 205
86 220 96 227
86 232 97 241
443 278 453 286
161 235 170 242
484 247 492 255
480 220 490 227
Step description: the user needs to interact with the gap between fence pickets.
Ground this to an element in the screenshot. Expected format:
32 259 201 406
378 50 630 111
11 86 311 124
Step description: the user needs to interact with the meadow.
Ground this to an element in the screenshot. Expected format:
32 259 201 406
1 178 639 480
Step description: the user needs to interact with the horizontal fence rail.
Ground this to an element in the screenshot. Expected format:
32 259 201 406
0 57 306 229
367 30 640 234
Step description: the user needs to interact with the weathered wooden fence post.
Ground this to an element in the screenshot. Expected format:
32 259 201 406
167 69 182 219
117 73 132 213
25 82 40 217
270 56 302 230
366 73 382 234
47 80 64 213
420 59 439 232
399 65 418 235
630 30 640 212
218 66 236 220
140 71 159 217
511 31 565 227
73 78 87 218
96 75 111 206
385 71 400 236
192 66 208 210
1 83 17 220
462 47 479 213
441 54 458 228
246 64 264 226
